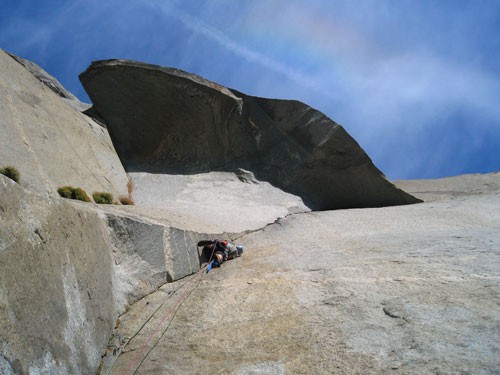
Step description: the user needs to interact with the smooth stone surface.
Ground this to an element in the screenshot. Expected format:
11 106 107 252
0 49 128 199
0 176 115 375
0 175 227 374
128 171 310 233
105 173 500 374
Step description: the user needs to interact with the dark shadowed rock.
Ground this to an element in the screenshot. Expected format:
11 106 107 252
80 59 421 210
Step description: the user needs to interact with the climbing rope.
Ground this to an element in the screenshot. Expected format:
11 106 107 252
122 243 216 375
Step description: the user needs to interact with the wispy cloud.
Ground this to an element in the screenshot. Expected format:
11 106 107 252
1 0 498 179
332 50 500 178
148 1 335 99
344 52 500 130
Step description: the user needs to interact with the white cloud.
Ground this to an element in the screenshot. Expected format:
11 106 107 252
148 1 335 99
2 0 497 179
344 52 500 134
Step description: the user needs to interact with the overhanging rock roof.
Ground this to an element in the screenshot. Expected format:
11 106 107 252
80 59 421 210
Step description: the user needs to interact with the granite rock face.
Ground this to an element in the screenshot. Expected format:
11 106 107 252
0 176 115 375
6 51 89 112
80 60 420 210
105 173 500 375
0 51 232 374
127 170 309 233
2 51 458 375
0 173 226 374
0 49 128 199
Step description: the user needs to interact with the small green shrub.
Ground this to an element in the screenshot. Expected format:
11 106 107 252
93 191 113 204
57 186 91 202
57 186 73 199
73 188 91 202
0 166 20 183
119 195 135 205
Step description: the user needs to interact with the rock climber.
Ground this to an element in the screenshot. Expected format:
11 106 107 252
201 239 244 268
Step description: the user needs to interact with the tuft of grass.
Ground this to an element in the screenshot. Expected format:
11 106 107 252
73 188 91 202
57 186 73 199
57 186 91 202
116 176 135 205
0 166 20 183
119 195 135 205
92 191 113 204
127 178 134 196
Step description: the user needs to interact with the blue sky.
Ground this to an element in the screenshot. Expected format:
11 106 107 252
1 0 499 180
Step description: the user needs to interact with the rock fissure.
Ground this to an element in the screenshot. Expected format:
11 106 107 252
382 307 404 320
